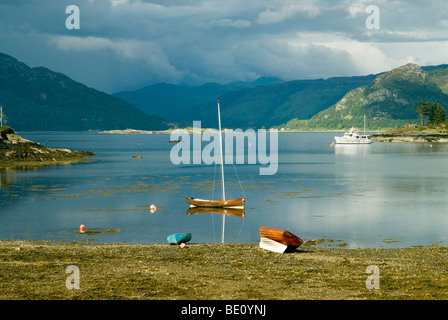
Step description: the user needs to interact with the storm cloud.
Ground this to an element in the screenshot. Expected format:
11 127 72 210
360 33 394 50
1 0 447 93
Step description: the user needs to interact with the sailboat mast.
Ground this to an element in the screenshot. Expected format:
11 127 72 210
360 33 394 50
217 100 226 201
364 114 366 135
217 100 226 244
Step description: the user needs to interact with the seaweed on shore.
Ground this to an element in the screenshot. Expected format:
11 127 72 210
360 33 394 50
0 131 95 167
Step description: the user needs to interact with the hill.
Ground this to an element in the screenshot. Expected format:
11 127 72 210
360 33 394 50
281 64 448 130
113 77 284 119
171 76 380 128
117 75 376 128
0 52 169 131
427 67 448 94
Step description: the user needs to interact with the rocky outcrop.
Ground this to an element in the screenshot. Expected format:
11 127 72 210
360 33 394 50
0 133 95 163
372 132 448 143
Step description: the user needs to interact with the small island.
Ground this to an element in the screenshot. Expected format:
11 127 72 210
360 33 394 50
373 100 448 142
373 128 448 143
0 126 95 168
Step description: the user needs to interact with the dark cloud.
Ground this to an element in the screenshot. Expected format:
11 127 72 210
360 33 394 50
1 0 447 93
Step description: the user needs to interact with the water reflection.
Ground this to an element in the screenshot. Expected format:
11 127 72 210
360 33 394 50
186 207 245 217
1 132 448 248
334 144 372 155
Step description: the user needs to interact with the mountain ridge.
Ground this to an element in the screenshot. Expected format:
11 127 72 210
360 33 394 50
116 74 378 128
0 52 169 131
282 63 448 130
2 50 448 131
115 63 448 130
113 76 284 118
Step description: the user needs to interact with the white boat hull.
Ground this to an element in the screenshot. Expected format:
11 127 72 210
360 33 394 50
259 237 288 253
334 136 372 144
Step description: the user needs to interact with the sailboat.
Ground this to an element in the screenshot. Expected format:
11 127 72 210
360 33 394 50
186 100 246 209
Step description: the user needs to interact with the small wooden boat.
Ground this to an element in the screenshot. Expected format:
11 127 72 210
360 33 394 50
167 233 191 245
186 197 245 209
259 226 303 253
186 100 246 244
186 100 245 213
186 207 245 217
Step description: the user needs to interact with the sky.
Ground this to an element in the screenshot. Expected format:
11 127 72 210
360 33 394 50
1 0 448 93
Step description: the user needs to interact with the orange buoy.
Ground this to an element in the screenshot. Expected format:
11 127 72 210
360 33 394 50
79 224 86 234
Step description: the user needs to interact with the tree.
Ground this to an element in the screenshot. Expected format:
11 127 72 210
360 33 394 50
416 100 430 125
429 102 447 125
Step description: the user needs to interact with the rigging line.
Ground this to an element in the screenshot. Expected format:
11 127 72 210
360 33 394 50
223 138 246 198
211 156 217 200
236 217 246 240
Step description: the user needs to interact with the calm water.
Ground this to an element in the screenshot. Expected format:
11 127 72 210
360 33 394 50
1 131 448 248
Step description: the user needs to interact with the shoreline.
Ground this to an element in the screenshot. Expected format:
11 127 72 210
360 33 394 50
1 240 447 300
0 131 96 169
92 128 448 143
372 132 448 143
99 128 347 134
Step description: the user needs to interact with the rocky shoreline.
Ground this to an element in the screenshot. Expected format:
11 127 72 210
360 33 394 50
372 132 448 143
0 131 95 166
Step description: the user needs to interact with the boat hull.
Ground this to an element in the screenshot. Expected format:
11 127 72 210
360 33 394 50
186 197 245 209
259 237 290 253
259 226 303 253
167 233 191 245
334 136 372 144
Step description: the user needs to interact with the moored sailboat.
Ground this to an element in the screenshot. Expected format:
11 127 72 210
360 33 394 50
186 197 245 209
186 100 246 209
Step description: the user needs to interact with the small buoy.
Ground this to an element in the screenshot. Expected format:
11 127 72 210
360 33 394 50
150 204 157 213
79 224 86 234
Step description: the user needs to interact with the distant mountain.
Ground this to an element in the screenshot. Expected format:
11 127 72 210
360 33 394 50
113 76 284 118
116 75 377 128
282 63 448 130
168 75 378 128
0 52 169 131
114 82 237 118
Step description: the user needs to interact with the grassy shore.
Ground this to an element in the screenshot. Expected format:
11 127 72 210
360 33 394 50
0 240 447 300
